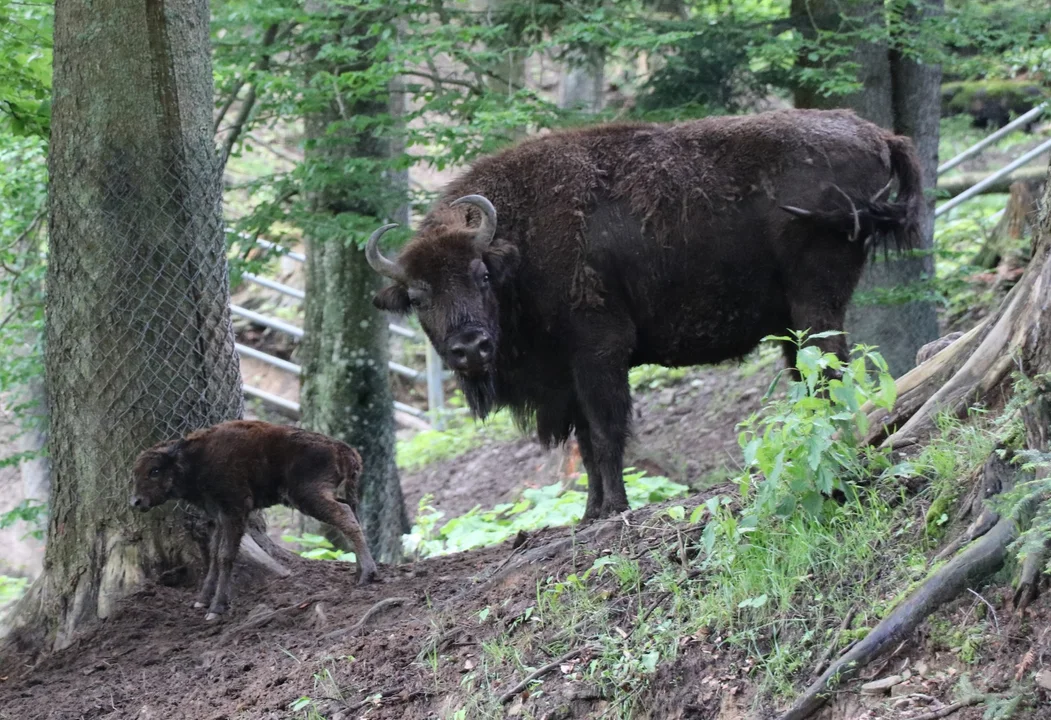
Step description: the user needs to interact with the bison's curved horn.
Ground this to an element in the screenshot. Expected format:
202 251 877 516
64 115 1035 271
450 194 497 251
365 223 407 283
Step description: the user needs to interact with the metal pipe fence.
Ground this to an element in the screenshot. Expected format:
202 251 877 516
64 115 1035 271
229 229 446 428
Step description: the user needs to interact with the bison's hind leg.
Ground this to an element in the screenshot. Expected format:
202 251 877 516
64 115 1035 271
292 485 379 585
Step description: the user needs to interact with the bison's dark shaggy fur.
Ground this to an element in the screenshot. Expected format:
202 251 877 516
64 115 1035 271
130 420 378 620
367 108 925 520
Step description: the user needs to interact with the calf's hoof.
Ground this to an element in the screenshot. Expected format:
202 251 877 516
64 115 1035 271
357 567 379 586
192 601 207 609
205 612 222 622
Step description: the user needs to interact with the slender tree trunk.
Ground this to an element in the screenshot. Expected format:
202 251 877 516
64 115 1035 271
299 10 408 564
8 0 247 650
791 0 940 377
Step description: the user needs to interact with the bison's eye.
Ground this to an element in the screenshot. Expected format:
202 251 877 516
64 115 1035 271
407 288 428 309
149 468 160 477
470 258 490 290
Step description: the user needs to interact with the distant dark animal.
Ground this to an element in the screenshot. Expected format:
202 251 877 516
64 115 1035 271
366 108 924 521
130 420 378 620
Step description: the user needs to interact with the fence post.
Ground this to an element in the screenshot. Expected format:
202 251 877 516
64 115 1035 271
425 340 445 430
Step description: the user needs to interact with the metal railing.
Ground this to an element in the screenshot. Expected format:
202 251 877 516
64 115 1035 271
935 104 1049 220
229 229 446 428
937 103 1047 176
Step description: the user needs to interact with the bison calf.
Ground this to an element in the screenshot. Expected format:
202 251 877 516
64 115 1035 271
130 420 379 620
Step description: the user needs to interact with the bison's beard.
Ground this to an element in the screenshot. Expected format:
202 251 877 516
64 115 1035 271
458 371 497 420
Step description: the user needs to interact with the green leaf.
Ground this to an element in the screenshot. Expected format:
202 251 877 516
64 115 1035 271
738 593 768 609
640 651 660 673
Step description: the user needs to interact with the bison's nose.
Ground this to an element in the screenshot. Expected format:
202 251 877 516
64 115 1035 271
130 495 144 510
448 329 493 373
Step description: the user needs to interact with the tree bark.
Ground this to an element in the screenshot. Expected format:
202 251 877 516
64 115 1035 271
11 0 248 650
791 0 940 378
299 9 409 564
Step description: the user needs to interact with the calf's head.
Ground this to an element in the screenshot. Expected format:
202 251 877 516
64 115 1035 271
129 440 185 510
368 195 519 416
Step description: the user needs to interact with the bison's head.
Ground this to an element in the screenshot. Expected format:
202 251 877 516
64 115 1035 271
368 195 519 417
129 441 185 511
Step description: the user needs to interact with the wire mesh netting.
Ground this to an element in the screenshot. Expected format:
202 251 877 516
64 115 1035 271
46 148 244 508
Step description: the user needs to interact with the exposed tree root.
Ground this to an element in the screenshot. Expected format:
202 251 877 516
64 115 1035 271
867 211 1051 449
779 454 1040 720
907 695 987 720
497 646 592 705
1013 537 1050 613
322 596 411 640
860 319 990 446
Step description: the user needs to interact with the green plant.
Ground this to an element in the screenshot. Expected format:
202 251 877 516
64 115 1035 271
403 469 688 559
0 498 47 541
0 574 30 622
281 532 357 563
734 331 896 521
396 405 520 471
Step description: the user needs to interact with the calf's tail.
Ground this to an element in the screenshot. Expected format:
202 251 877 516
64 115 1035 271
334 444 364 503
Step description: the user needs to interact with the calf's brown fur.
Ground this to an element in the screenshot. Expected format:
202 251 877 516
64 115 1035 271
130 420 378 620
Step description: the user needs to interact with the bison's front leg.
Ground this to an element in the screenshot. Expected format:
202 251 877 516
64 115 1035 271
206 511 246 621
571 330 633 520
193 522 221 610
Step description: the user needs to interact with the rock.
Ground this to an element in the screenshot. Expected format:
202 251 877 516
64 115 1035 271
915 331 964 366
891 682 919 698
914 660 929 677
861 675 904 694
659 389 677 405
1036 669 1051 690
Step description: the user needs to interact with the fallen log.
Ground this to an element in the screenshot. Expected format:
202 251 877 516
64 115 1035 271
937 165 1046 200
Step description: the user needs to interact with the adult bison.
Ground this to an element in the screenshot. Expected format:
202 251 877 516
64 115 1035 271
367 109 924 521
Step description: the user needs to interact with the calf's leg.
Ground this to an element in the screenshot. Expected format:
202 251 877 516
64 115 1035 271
194 522 221 609
206 511 246 621
292 485 379 585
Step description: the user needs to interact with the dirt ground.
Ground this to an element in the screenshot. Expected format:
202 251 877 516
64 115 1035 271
1 488 1047 720
3 348 1049 719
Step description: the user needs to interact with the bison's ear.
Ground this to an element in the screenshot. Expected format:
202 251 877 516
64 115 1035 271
483 240 520 287
373 284 411 314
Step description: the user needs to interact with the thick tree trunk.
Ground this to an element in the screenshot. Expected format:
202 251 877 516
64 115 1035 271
791 0 940 378
299 11 409 565
10 0 248 650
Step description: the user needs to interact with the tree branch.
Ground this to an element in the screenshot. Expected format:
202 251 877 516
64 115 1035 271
218 23 281 168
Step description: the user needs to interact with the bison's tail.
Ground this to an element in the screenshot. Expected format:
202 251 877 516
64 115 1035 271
884 133 924 254
780 133 926 257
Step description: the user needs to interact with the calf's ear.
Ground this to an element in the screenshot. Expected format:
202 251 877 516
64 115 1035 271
483 240 520 287
373 284 411 314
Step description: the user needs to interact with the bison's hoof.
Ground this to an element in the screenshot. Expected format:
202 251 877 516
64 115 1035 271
205 611 222 622
357 569 379 586
193 601 207 609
